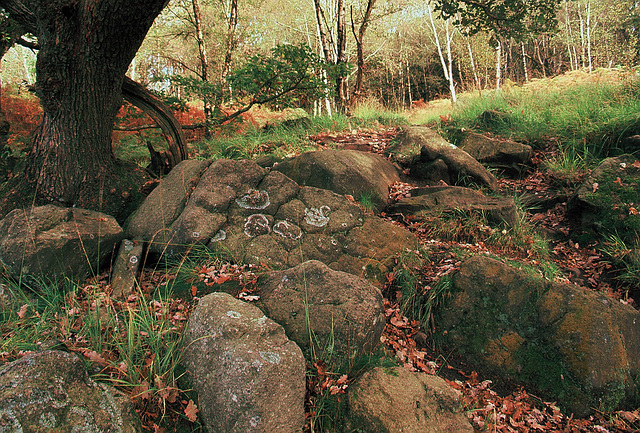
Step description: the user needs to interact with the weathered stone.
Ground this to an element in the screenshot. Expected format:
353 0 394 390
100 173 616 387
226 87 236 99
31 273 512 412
182 292 305 433
388 126 497 189
110 239 144 299
274 149 400 212
0 350 141 433
568 154 640 243
257 260 385 359
389 186 518 227
126 159 211 243
438 255 640 415
348 367 473 433
458 131 532 171
128 159 417 285
0 205 123 284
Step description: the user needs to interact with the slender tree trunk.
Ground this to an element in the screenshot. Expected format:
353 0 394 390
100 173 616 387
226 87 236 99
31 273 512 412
191 0 212 135
428 5 456 103
335 0 347 110
467 38 481 95
350 0 377 106
313 0 332 115
495 39 502 90
578 7 586 68
586 0 592 72
221 0 238 102
522 42 529 81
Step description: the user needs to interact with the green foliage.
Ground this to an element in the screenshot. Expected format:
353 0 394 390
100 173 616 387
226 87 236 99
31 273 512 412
167 43 343 128
435 0 559 39
229 43 346 109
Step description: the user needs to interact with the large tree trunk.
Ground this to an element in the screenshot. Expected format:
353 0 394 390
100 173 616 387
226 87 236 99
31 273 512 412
1 0 169 205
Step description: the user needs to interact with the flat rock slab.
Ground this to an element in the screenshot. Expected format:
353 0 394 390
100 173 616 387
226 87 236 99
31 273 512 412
0 205 123 284
390 186 517 227
0 350 141 433
387 126 497 189
126 159 417 284
257 260 385 360
273 149 400 212
348 367 473 433
438 255 640 415
458 131 532 171
182 292 305 433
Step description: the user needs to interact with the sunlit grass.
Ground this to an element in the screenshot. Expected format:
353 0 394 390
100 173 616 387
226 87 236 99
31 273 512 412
440 69 640 160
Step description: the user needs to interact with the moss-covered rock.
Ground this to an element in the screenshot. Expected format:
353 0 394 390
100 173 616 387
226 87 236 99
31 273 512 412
257 260 385 360
437 255 640 415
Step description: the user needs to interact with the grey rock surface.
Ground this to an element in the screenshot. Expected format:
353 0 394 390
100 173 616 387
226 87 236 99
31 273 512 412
0 350 141 433
182 292 305 433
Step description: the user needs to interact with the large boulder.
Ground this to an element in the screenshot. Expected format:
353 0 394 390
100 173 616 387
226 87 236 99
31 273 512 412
273 149 401 212
457 131 532 172
126 158 417 284
348 367 473 433
437 255 640 415
0 350 141 432
126 159 211 244
389 186 518 227
568 154 640 243
387 126 497 189
182 292 305 433
257 260 385 360
0 205 123 284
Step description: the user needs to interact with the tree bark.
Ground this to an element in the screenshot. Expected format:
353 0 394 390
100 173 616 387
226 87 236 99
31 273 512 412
350 0 377 106
121 77 187 167
1 0 170 205
335 0 347 110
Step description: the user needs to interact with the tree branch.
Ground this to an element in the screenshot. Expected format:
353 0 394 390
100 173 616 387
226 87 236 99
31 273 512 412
121 76 188 166
0 0 36 34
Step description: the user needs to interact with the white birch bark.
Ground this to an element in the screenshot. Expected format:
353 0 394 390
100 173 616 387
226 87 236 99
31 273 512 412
427 4 456 103
522 42 529 82
495 39 502 90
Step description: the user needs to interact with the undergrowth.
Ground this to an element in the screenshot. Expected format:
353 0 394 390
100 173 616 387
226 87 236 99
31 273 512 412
444 70 640 161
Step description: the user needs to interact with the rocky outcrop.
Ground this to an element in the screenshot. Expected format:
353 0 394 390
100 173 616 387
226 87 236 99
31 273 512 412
457 131 532 172
182 292 305 433
437 255 640 415
0 350 141 433
0 205 123 284
390 186 518 227
387 126 497 189
348 367 473 433
274 149 401 212
568 154 640 243
257 260 385 359
126 158 416 284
